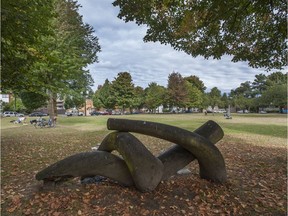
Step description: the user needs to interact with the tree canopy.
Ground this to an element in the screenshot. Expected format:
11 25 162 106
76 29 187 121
2 0 101 115
113 0 287 70
145 82 167 112
93 79 116 109
111 72 135 111
1 0 54 92
259 84 287 107
167 72 188 108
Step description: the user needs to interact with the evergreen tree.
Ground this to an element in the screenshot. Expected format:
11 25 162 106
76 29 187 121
111 72 135 113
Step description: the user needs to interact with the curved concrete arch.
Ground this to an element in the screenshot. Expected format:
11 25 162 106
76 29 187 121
107 118 227 183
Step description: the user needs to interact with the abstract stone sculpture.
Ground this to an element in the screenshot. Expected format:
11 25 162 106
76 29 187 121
36 118 227 192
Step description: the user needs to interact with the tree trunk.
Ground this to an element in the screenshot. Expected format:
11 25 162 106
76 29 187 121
47 90 56 126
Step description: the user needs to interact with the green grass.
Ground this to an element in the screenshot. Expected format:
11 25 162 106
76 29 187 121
2 113 286 138
221 122 287 138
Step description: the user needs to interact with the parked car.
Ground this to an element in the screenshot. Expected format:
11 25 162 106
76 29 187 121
3 111 17 117
217 109 227 113
237 110 249 114
112 110 121 115
16 113 25 117
29 112 48 117
66 111 84 116
259 111 267 114
90 111 102 116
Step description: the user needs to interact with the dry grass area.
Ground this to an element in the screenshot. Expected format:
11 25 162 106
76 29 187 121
1 114 287 215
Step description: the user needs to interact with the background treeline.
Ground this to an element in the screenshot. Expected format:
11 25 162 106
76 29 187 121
91 71 287 113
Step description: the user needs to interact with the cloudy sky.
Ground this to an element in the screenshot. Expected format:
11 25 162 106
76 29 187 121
77 0 272 93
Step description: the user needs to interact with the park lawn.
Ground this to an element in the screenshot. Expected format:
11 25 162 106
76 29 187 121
1 113 287 215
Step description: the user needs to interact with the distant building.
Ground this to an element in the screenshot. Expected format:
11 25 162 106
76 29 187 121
56 99 65 114
79 99 94 115
0 94 11 103
156 105 164 113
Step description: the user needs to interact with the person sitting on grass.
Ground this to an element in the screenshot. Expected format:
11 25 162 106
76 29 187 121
11 117 27 124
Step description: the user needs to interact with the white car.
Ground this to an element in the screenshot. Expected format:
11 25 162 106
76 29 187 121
3 111 17 117
218 109 227 113
237 110 249 114
66 111 84 116
259 111 267 114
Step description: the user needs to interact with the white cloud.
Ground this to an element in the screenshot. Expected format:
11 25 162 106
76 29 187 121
77 0 281 93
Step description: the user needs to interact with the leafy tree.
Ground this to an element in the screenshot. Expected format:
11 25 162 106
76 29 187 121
167 72 188 108
221 93 229 109
266 72 287 85
252 73 268 96
184 81 203 110
2 98 26 113
251 72 287 98
201 93 211 110
258 84 287 108
64 94 85 110
1 0 54 92
230 81 257 111
92 93 102 110
209 87 222 110
184 75 206 93
20 91 48 113
234 81 253 98
233 95 253 111
92 79 116 109
111 72 135 113
31 0 100 118
2 0 101 119
133 86 146 111
113 0 286 70
145 82 166 113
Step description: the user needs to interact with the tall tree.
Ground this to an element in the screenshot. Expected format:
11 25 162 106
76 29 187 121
266 72 287 86
184 75 206 93
1 0 54 92
133 86 146 111
209 87 222 110
113 0 286 70
2 0 101 118
233 95 252 111
64 94 85 110
184 81 203 110
20 91 48 113
221 93 229 109
258 84 287 108
234 81 253 98
111 72 135 113
93 79 116 109
145 82 166 113
167 72 188 108
252 73 268 96
30 0 100 117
